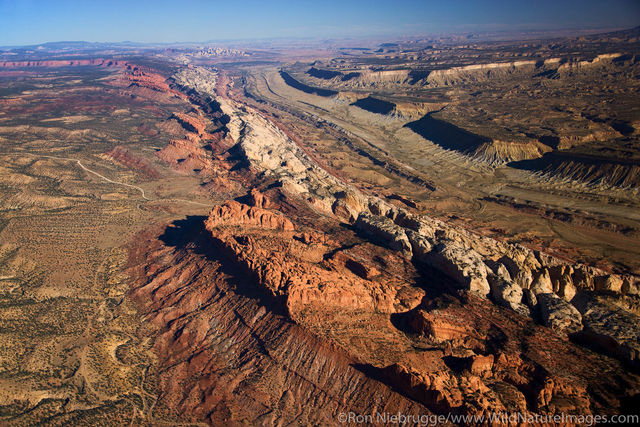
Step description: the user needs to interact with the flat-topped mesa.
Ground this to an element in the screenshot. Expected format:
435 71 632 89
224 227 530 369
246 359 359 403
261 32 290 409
0 59 181 98
473 139 553 164
424 60 538 86
557 52 624 71
205 200 294 232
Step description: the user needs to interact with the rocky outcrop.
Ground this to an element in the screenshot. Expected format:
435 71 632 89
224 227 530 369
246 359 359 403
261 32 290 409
127 224 430 424
409 309 476 343
489 273 527 314
123 64 177 94
204 199 423 317
510 152 640 190
577 298 640 368
538 293 583 335
205 200 294 231
473 139 553 163
423 242 491 296
349 205 636 354
170 112 207 136
380 363 505 415
354 213 411 254
304 68 411 89
156 137 213 173
395 293 637 416
182 65 640 366
424 60 538 87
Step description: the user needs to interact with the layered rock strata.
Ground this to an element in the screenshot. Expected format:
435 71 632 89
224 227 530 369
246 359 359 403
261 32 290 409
182 64 640 367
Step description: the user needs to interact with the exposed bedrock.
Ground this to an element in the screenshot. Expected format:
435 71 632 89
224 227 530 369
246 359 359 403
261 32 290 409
510 151 640 189
127 222 429 424
197 195 640 416
204 197 423 318
352 208 640 360
300 53 629 90
178 65 640 369
404 113 557 164
121 66 640 422
390 293 639 415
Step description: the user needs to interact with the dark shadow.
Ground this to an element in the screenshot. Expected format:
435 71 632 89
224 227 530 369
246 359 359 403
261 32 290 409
341 72 361 81
533 69 559 79
279 70 337 97
158 215 288 316
619 393 640 414
508 151 638 187
538 135 560 149
409 69 431 84
351 96 395 115
233 193 253 205
351 363 388 384
306 67 341 80
442 355 468 374
389 309 416 335
485 323 509 353
610 119 634 136
226 143 251 171
321 242 359 261
404 112 491 152
570 330 640 373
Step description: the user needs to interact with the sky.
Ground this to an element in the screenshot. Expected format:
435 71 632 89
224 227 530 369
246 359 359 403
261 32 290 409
1 0 639 46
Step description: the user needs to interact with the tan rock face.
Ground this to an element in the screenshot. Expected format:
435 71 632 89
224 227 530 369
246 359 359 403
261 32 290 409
538 293 583 335
467 354 495 375
409 309 477 343
355 213 412 254
595 274 624 293
425 242 491 296
531 269 554 295
490 275 526 311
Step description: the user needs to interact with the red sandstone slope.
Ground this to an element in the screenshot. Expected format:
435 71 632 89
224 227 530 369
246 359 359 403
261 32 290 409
199 195 640 417
127 221 430 424
121 64 640 423
128 192 640 423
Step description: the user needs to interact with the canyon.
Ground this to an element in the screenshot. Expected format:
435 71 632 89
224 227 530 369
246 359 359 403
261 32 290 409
0 26 639 425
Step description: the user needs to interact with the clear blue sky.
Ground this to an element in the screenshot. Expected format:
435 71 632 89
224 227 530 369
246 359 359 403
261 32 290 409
1 0 639 45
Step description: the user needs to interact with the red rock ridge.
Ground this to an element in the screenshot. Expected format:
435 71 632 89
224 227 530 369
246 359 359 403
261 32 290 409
126 223 430 424
205 200 294 231
170 112 208 136
203 197 423 318
123 64 183 96
0 58 126 68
